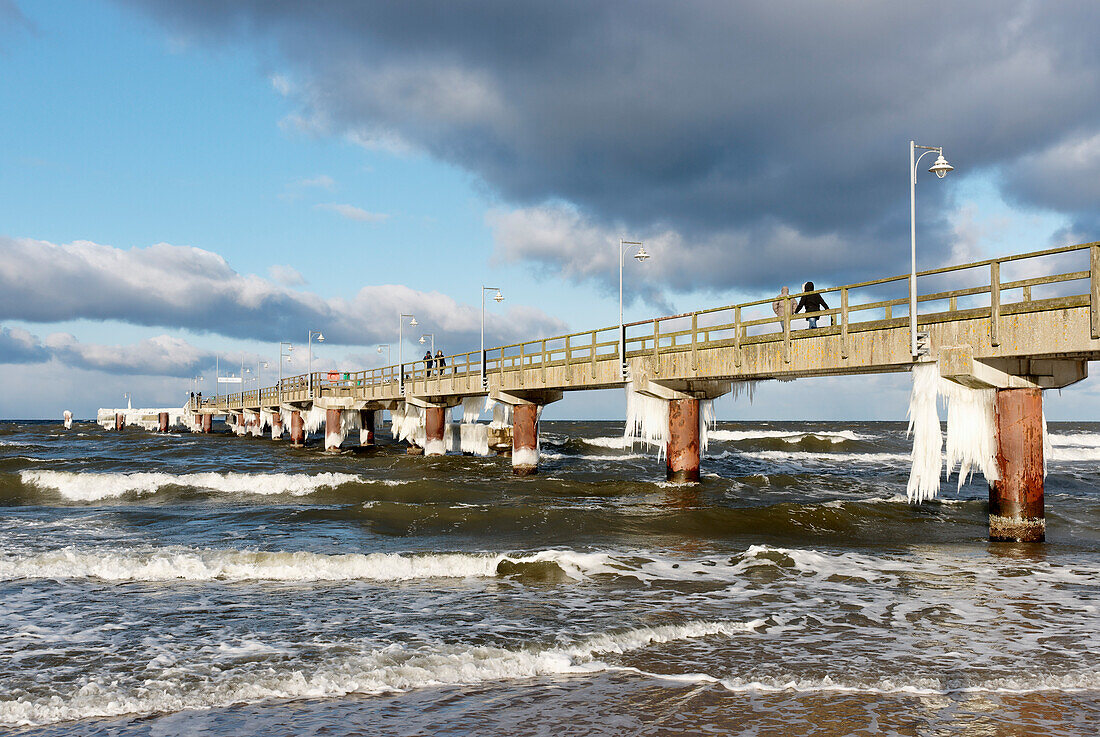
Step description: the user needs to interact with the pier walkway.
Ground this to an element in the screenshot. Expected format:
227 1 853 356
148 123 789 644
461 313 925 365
167 241 1100 541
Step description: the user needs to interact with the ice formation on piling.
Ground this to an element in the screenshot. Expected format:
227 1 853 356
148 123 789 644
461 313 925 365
63 410 73 430
906 363 944 503
462 397 483 424
489 400 512 430
940 380 998 490
457 397 490 455
699 399 716 455
303 405 327 436
623 381 670 455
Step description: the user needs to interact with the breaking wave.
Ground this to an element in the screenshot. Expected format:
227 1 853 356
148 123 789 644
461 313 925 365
0 619 762 727
19 470 378 501
707 429 871 443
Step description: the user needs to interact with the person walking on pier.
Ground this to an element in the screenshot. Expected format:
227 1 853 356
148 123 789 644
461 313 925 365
435 350 446 376
794 281 829 328
424 350 435 376
772 286 790 321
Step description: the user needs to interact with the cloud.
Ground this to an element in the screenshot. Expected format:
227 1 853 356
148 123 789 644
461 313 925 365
297 174 334 189
119 1 1100 290
270 73 292 96
315 202 388 222
0 236 567 347
267 263 306 286
0 326 49 363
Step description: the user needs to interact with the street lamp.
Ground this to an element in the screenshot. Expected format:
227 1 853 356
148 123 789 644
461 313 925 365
419 333 435 354
189 376 204 408
278 342 293 404
308 330 324 398
377 344 391 364
481 286 503 389
910 140 954 356
619 239 650 378
398 314 417 394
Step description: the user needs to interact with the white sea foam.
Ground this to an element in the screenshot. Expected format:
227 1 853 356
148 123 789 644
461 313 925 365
19 470 365 501
706 429 869 443
582 436 631 449
0 547 622 583
738 450 911 465
0 619 761 727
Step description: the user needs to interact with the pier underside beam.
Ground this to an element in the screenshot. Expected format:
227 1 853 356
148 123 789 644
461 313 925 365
290 411 305 446
991 388 1045 542
667 398 701 483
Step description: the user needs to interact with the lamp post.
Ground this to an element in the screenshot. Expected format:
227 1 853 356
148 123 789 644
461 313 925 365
278 342 293 404
419 333 435 354
481 286 503 389
398 314 417 394
619 239 650 378
377 344 390 364
308 330 325 398
909 141 954 356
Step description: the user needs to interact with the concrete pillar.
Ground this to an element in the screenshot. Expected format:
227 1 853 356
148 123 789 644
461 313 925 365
359 409 375 446
158 412 169 433
990 388 1045 542
290 411 305 446
512 403 539 476
425 407 446 456
115 413 124 432
666 398 700 483
271 412 282 440
325 408 343 451
201 413 212 433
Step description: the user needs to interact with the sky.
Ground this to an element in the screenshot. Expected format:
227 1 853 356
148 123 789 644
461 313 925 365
1 0 1099 421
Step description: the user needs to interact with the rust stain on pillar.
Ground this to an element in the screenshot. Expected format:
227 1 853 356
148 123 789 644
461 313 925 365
359 409 375 445
424 407 446 456
325 408 342 451
201 413 212 433
115 413 124 431
158 412 169 433
512 403 539 476
290 411 305 446
667 398 700 483
990 387 1045 542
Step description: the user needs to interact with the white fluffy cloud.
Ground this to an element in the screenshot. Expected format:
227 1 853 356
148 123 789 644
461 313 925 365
315 203 388 222
267 264 307 286
0 236 567 347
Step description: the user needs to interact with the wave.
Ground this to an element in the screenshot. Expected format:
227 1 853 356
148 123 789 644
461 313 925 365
19 470 375 501
707 430 871 443
0 547 622 583
738 450 910 465
1049 432 1100 448
0 619 762 727
581 436 631 449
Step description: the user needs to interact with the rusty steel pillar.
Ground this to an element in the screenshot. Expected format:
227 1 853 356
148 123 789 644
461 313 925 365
512 403 539 476
424 407 446 456
115 413 124 432
201 413 212 433
666 398 700 483
290 411 305 446
325 408 343 451
359 409 375 446
270 411 282 440
990 388 1045 542
158 412 169 433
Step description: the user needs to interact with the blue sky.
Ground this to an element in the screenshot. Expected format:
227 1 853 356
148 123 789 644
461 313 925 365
1 1 1097 420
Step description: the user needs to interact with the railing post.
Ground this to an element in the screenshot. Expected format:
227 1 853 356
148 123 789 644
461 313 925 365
1091 245 1100 339
565 335 572 381
519 343 525 386
541 339 547 383
691 313 698 372
782 297 791 364
734 307 742 367
991 261 1001 347
840 287 849 360
653 319 659 362
591 330 597 379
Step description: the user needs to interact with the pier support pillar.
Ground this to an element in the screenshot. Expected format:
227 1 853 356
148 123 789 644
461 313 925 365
512 403 539 476
290 411 305 446
115 413 124 431
325 408 343 451
271 412 282 440
425 407 446 456
667 398 701 483
201 413 212 433
990 388 1045 542
359 409 375 447
158 412 169 433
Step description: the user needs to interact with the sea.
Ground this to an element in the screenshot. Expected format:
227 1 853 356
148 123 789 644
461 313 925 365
1 417 1098 736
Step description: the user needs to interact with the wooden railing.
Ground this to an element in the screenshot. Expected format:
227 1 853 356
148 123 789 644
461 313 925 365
209 241 1100 406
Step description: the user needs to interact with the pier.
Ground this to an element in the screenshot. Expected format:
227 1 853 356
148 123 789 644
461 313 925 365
109 241 1100 542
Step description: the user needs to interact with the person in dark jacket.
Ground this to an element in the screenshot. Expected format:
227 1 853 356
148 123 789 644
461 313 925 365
423 350 434 376
794 281 829 328
434 350 446 376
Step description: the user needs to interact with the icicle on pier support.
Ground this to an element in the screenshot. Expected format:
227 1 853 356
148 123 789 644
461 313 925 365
108 241 1100 543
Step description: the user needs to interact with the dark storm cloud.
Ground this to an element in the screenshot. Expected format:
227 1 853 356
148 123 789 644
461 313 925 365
122 1 1100 291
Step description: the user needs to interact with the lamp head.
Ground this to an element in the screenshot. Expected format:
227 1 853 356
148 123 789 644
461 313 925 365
409 318 418 327
377 346 384 354
929 154 954 179
494 290 504 303
317 333 325 342
419 336 425 344
634 246 650 262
